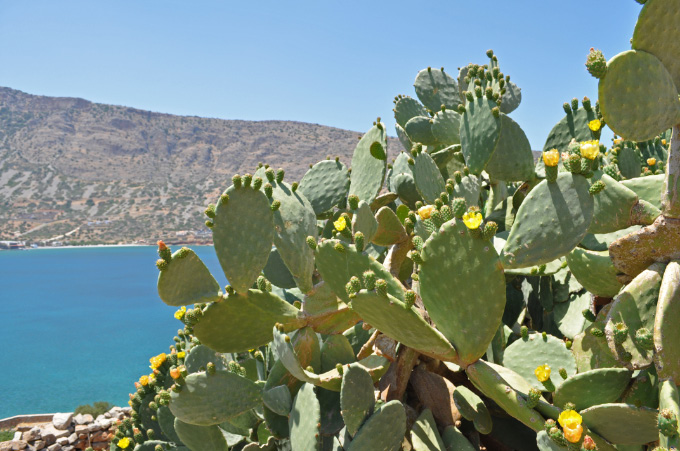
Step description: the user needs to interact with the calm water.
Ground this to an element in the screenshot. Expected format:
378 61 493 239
0 246 224 419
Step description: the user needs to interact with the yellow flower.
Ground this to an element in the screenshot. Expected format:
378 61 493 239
542 149 560 167
563 424 583 443
588 119 602 132
127 400 133 407
139 375 149 386
534 364 551 382
558 410 582 429
647 158 657 166
177 351 186 359
462 211 483 230
333 216 346 231
118 438 130 449
662 139 667 146
174 306 186 320
170 367 181 380
149 353 167 370
418 205 436 220
614 138 622 145
580 140 600 160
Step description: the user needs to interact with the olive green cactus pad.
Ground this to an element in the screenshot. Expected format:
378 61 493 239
451 174 481 209
419 219 505 366
139 393 170 441
580 403 658 445
289 383 321 451
632 0 680 89
412 151 446 204
351 200 378 242
460 95 502 174
348 124 387 205
571 304 622 372
157 248 221 306
340 364 375 437
431 109 461 145
553 291 592 339
414 67 461 112
566 248 623 298
599 50 680 141
262 385 292 416
501 173 594 269
604 262 664 369
465 360 545 432
394 96 429 128
193 290 305 353
659 379 680 449
452 386 493 434
535 431 566 451
169 370 262 426
552 368 631 411
411 409 446 450
616 147 642 180
588 173 642 234
500 80 522 114
580 226 641 252
442 425 475 451
213 185 275 293
484 114 535 182
391 173 420 209
372 206 407 246
298 159 350 215
620 174 664 210
157 406 182 444
263 247 296 289
655 261 680 381
404 116 438 146
502 333 576 391
173 420 228 451
349 290 458 361
314 239 405 305
542 106 597 154
345 400 406 451
184 345 226 374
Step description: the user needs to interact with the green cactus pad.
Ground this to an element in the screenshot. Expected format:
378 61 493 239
604 262 664 369
414 67 461 112
588 173 642 234
535 431 566 451
193 290 304 353
460 95 502 174
263 247 296 289
485 114 535 182
169 370 262 426
411 409 446 450
431 110 462 145
372 206 407 246
500 80 522 114
314 239 405 305
599 50 680 141
419 219 505 366
139 393 170 442
580 226 641 252
659 379 680 449
632 0 680 90
348 124 387 205
351 200 378 242
501 173 594 269
289 383 321 451
553 291 592 339
465 360 545 432
340 364 375 437
542 107 597 154
157 248 221 307
395 123 412 151
173 420 228 451
580 403 658 445
566 248 623 298
502 333 576 391
391 151 413 177
552 368 631 411
571 304 622 372
412 151 446 204
346 400 406 451
391 173 420 209
655 261 680 381
157 406 183 444
442 425 475 451
404 116 438 146
320 334 356 370
616 147 641 179
349 290 458 361
451 174 481 209
452 386 492 434
620 174 664 209
262 385 292 416
213 185 274 293
394 96 429 128
298 160 350 215
184 345 226 374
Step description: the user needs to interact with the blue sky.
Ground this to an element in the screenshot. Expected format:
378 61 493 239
0 1 641 149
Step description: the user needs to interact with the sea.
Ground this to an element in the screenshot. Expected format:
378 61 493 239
0 245 225 419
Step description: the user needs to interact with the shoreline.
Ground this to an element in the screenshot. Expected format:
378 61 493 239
1 243 215 251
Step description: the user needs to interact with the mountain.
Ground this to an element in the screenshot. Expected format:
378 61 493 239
0 87 399 244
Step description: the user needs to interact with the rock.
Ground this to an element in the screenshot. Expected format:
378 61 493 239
61 446 74 451
46 445 61 451
91 443 108 451
1 441 28 451
52 414 73 431
72 414 93 426
33 441 45 450
85 424 100 433
66 434 77 445
94 416 106 424
73 426 87 436
89 432 109 443
12 433 22 442
22 428 41 442
55 439 68 447
93 419 111 430
40 425 69 444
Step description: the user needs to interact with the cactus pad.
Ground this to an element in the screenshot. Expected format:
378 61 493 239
412 152 446 205
411 409 446 450
173 420 228 451
460 95 502 174
542 107 597 154
566 248 623 298
404 116 438 146
157 248 221 306
431 110 461 145
340 364 375 437
580 403 658 445
298 160 350 215
588 173 641 234
262 385 292 416
185 345 226 374
485 114 535 182
351 201 378 242
372 206 407 246
345 400 406 451
621 174 664 209
552 368 631 411
289 383 321 451
452 386 492 434
348 124 387 205
414 67 461 112
571 304 621 372
263 247 296 289
655 261 680 381
394 96 429 128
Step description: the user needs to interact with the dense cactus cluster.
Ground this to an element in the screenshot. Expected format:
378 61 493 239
121 1 680 449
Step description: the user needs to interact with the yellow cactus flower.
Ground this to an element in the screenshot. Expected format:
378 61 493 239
333 216 346 231
128 400 133 407
170 367 181 380
588 119 602 132
418 205 436 220
663 139 667 146
118 438 130 449
647 158 657 166
534 364 551 382
462 211 483 230
177 351 186 359
149 353 167 370
563 423 583 443
542 149 560 167
580 140 600 160
558 410 582 429
174 306 186 320
139 375 149 386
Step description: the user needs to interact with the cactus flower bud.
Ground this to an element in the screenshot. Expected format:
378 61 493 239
404 290 416 309
205 204 216 219
520 326 529 339
581 435 597 450
526 388 541 408
156 259 168 271
363 271 376 290
571 98 579 111
582 309 596 322
589 181 606 195
658 408 679 437
334 242 345 253
635 327 654 350
306 236 316 250
559 368 568 380
348 276 362 295
354 232 365 252
647 158 657 166
451 198 466 218
613 321 628 344
253 177 263 190
482 221 498 240
232 174 242 188
375 279 387 297
544 419 557 432
585 48 607 79
548 427 568 446
265 168 275 182
348 195 359 210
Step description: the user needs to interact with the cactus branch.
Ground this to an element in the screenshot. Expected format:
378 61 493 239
663 125 680 218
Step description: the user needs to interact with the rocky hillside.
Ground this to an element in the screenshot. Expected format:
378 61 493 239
0 87 399 244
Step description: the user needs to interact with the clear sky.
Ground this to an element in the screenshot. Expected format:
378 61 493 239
0 1 641 149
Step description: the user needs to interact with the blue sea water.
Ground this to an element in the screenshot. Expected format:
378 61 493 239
0 245 225 419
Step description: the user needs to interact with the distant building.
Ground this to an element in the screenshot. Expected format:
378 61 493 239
0 241 26 250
